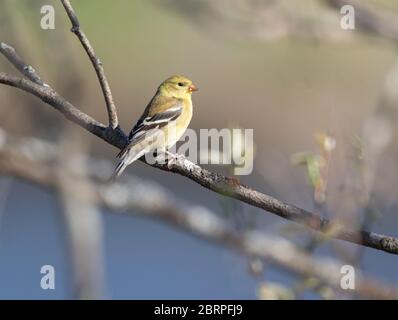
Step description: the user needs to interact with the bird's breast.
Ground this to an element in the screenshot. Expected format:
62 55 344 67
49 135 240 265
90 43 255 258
177 100 193 129
165 100 193 148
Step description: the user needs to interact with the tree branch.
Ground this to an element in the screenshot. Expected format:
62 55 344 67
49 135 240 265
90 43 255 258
0 2 397 255
0 129 397 299
60 0 119 129
0 42 46 86
0 72 123 148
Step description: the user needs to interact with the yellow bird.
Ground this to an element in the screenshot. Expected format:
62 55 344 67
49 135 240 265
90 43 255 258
111 75 198 179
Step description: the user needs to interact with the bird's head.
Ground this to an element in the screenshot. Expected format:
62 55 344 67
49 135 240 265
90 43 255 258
158 75 198 99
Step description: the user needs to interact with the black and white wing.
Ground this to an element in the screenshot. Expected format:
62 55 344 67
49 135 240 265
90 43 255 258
128 105 182 141
117 105 182 159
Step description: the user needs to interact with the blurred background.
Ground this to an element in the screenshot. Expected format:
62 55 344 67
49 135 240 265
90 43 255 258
1 0 398 299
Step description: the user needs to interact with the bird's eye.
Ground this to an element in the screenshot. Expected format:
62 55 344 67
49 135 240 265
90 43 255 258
177 82 184 87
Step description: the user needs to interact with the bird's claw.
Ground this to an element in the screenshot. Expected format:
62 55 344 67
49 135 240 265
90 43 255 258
166 152 184 169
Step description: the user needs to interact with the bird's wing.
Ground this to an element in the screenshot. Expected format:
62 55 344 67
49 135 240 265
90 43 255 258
117 97 182 159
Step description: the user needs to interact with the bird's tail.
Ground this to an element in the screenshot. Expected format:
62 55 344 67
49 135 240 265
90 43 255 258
110 148 147 182
110 161 129 182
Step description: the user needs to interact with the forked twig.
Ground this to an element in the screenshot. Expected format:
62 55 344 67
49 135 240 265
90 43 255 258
60 0 119 129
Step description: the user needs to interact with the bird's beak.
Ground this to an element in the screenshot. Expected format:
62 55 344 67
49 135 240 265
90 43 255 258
188 84 198 93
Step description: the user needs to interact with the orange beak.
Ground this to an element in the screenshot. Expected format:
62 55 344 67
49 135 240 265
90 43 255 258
188 84 198 93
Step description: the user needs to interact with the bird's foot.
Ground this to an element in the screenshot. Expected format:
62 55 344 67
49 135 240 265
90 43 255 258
166 152 185 169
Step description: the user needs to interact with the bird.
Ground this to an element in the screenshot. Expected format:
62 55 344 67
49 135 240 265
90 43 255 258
111 75 198 180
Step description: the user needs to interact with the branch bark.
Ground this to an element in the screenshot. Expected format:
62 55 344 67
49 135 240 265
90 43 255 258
0 0 397 255
0 42 46 86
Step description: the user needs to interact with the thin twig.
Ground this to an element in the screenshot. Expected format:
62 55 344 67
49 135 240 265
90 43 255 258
60 0 119 129
0 42 46 86
0 72 110 141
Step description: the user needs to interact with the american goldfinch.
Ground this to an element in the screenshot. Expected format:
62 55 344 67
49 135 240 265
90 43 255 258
111 75 198 179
